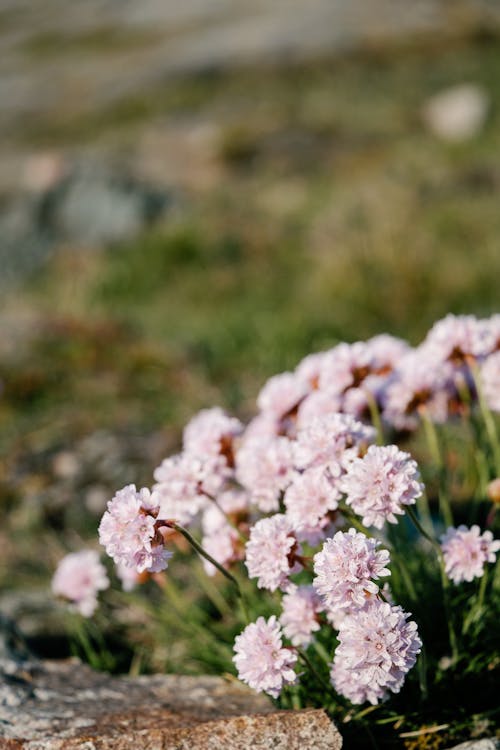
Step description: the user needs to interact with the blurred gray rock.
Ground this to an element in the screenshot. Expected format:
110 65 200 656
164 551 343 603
38 167 170 246
0 615 38 710
0 658 343 749
40 166 169 246
0 164 171 288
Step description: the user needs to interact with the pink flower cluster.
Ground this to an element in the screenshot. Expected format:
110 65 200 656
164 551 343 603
340 445 424 529
280 585 322 647
245 514 301 591
94 313 500 708
233 616 298 698
331 600 422 705
52 550 109 617
98 484 172 574
313 529 391 611
440 525 500 584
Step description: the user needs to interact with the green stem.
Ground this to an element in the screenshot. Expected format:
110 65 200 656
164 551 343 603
439 559 459 663
417 646 428 701
391 550 418 602
297 649 331 692
203 492 248 543
407 507 458 659
471 363 500 476
172 523 249 623
416 490 434 536
420 409 453 527
366 390 384 445
339 504 375 538
173 523 241 593
464 570 488 635
312 639 332 667
406 506 439 549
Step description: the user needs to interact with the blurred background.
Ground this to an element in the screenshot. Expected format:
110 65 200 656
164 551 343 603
1 0 500 667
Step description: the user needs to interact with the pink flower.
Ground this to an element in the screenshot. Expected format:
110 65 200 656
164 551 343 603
233 616 297 698
245 514 301 591
440 525 500 584
296 389 342 429
383 350 452 430
257 372 309 419
340 445 423 529
183 407 242 464
331 600 422 705
236 435 295 512
280 585 322 647
52 550 109 617
423 314 493 363
295 350 330 388
294 413 375 474
318 342 374 394
153 452 226 525
481 352 500 413
364 334 410 372
98 484 172 574
115 561 140 592
313 529 390 612
284 467 340 532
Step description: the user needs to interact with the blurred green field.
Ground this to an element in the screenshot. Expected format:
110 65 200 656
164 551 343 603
1 32 500 704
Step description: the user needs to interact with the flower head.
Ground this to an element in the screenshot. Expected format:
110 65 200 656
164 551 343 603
236 435 295 512
98 484 172 574
233 615 297 697
183 407 243 465
284 466 340 532
440 525 500 584
331 600 422 705
294 413 375 474
257 371 309 420
340 445 423 529
245 514 301 591
153 452 226 526
52 550 109 617
383 350 452 430
313 529 390 612
280 585 322 647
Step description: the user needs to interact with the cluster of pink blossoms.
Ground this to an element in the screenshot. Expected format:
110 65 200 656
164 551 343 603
98 484 172 574
58 311 500 709
52 550 109 617
313 529 391 611
330 600 422 705
340 445 424 529
440 525 500 584
233 616 298 698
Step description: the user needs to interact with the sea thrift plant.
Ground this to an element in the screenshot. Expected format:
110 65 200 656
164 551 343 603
53 312 500 746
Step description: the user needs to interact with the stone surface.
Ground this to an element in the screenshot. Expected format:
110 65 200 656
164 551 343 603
0 658 342 749
448 741 500 750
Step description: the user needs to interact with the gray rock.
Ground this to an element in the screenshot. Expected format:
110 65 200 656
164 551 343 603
0 659 343 749
447 741 500 750
37 166 170 247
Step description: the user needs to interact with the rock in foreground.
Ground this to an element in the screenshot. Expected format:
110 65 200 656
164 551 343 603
0 659 342 749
